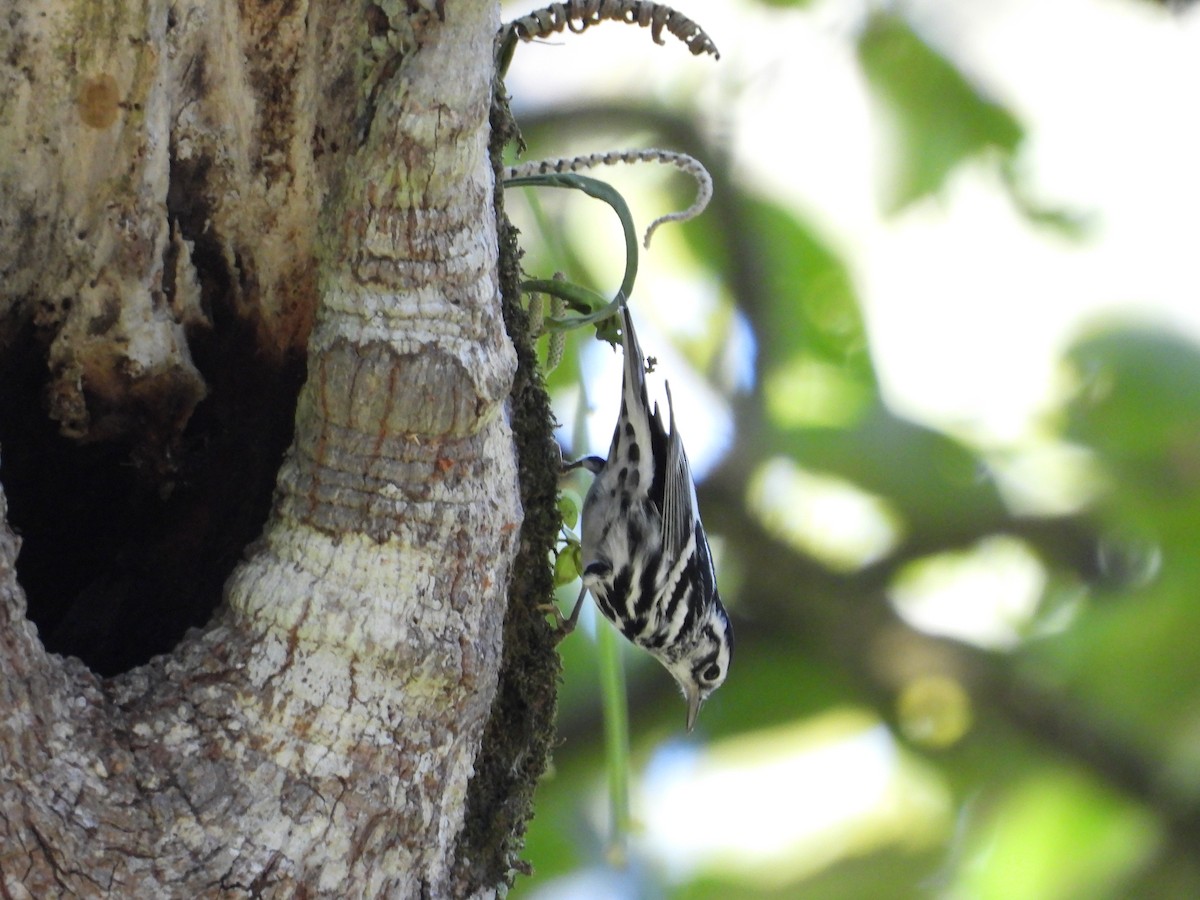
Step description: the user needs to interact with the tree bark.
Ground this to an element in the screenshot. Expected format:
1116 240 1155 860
0 0 556 895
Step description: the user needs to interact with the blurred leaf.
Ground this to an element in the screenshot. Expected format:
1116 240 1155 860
1033 327 1200 763
713 192 1006 536
1065 328 1200 485
766 402 1007 537
746 197 874 382
1001 162 1098 240
952 769 1158 900
858 12 1023 213
680 191 871 387
1063 327 1200 557
1037 571 1200 756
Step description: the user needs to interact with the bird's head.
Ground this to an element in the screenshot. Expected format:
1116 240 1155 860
663 601 733 731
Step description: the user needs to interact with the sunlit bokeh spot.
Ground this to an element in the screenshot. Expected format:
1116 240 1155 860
636 711 950 889
889 535 1046 649
748 457 903 571
764 354 873 429
986 438 1105 516
896 674 973 749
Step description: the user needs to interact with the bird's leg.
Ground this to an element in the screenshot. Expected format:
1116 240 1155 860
542 582 589 643
541 562 609 642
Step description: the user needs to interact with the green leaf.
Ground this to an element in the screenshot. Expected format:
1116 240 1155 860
557 491 580 531
858 12 1024 213
553 539 583 587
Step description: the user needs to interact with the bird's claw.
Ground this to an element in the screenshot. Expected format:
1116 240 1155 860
537 601 577 643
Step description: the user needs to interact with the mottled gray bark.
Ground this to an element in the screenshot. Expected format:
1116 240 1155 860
0 0 556 895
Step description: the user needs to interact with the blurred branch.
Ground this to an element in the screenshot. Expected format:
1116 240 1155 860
699 476 1200 857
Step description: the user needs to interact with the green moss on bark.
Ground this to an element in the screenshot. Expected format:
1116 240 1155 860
450 80 562 896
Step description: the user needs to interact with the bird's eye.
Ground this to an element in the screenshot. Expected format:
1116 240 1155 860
702 663 720 682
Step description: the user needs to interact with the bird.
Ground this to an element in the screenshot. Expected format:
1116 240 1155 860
559 298 732 731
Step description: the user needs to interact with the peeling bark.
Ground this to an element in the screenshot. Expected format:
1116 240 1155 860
0 0 557 895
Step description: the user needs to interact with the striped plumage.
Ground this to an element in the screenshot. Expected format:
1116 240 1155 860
565 300 732 731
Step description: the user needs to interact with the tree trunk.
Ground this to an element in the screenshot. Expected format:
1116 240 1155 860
0 0 558 895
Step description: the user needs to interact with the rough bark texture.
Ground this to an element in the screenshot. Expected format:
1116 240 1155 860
0 0 558 895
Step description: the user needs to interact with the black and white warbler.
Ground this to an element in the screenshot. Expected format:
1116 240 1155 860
561 299 732 731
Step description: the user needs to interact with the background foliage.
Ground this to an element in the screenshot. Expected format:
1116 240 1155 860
501 0 1200 896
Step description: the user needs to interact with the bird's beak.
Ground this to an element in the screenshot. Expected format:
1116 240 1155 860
686 685 704 733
